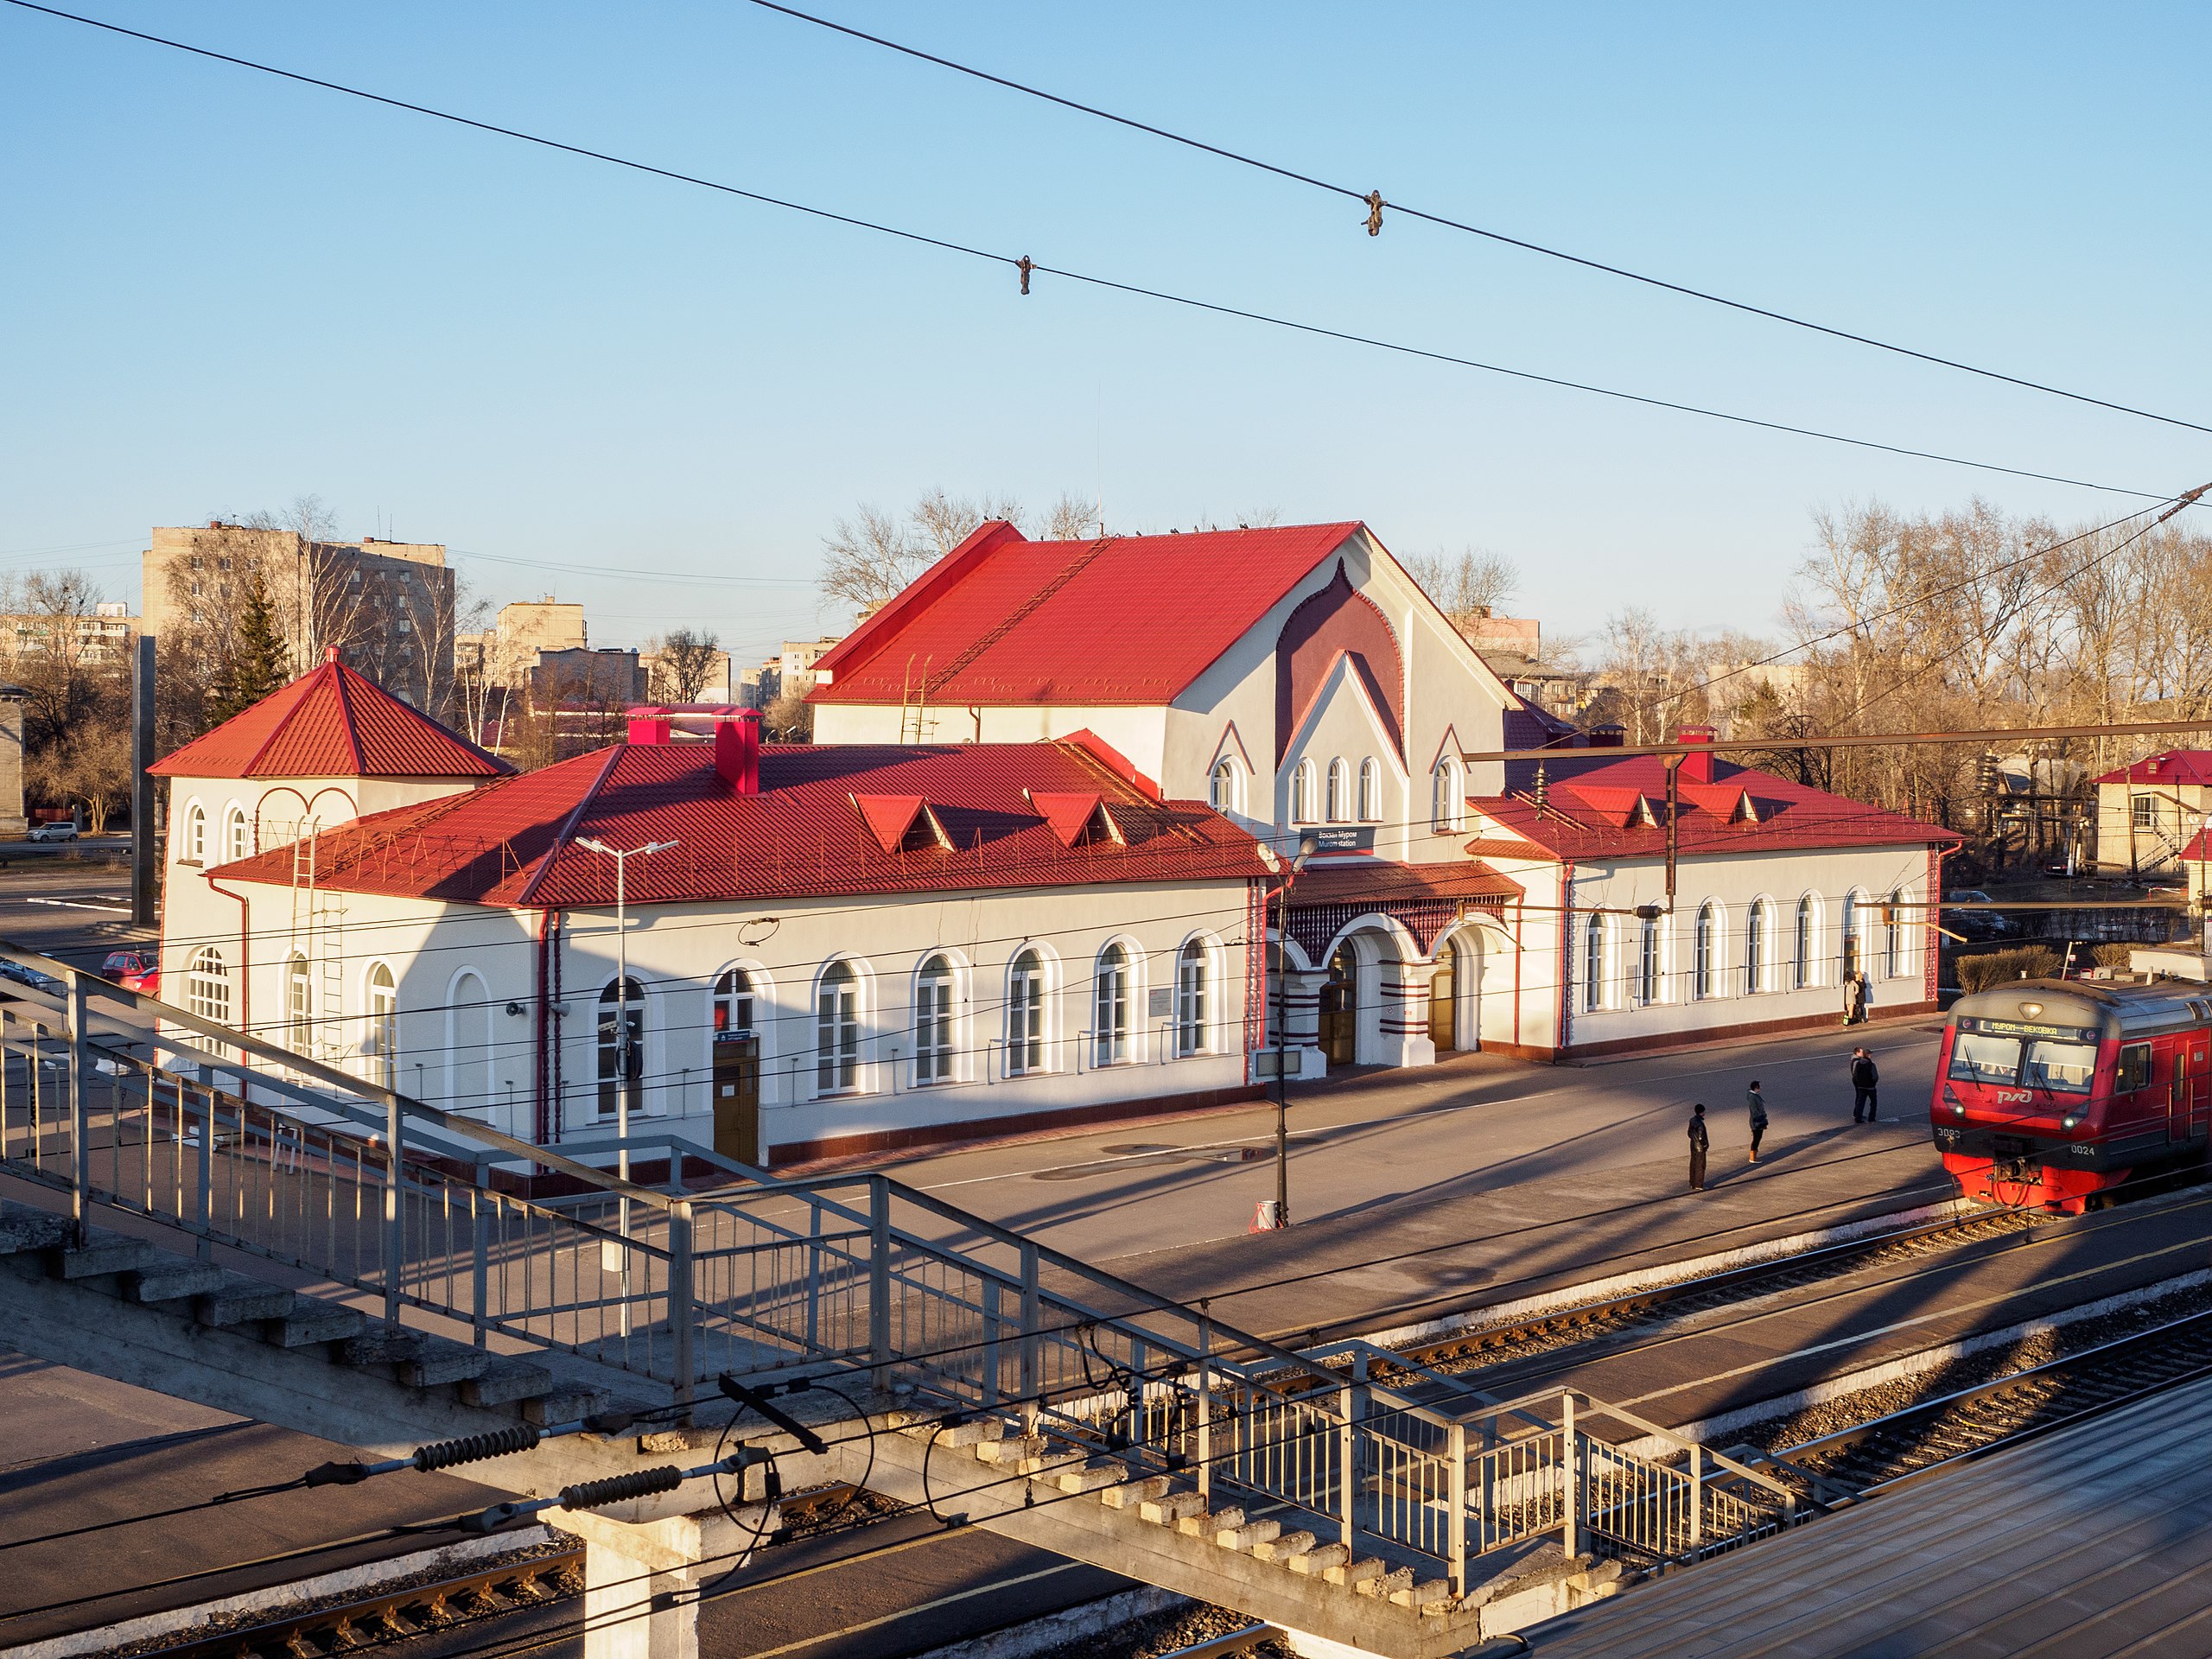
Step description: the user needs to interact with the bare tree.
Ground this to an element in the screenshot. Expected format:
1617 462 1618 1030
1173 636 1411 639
1404 547 1522 618
912 488 1023 559
763 689 814 741
650 627 724 702
26 724 130 833
820 505 926 615
1042 492 1102 540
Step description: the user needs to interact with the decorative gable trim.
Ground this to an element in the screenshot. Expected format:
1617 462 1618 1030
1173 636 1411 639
1427 722 1465 778
1026 790 1124 848
1210 720 1255 774
851 792 951 853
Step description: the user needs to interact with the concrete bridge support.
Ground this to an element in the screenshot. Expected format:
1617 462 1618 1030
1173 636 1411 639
556 1506 779 1659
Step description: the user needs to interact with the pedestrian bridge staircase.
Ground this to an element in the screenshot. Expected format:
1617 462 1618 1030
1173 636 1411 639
0 947 1797 1659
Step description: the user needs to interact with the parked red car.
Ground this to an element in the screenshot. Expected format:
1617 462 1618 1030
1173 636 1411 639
102 949 158 996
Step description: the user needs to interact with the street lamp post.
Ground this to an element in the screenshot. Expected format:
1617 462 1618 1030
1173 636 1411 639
574 836 678 1335
1270 835 1319 1229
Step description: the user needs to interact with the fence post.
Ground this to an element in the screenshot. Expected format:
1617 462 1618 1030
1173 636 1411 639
1449 1420 1468 1597
382 1090 404 1324
1195 1305 1212 1503
670 1199 696 1424
1344 1351 1369 1552
1561 1392 1580 1556
1688 1441 1706 1563
982 1278 1002 1408
868 1177 892 1384
65 976 87 1248
194 1064 214 1262
1019 1240 1040 1438
471 1162 492 1350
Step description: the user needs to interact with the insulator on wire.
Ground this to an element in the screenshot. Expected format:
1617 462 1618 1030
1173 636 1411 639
558 1465 688 1511
413 1425 542 1472
305 1460 371 1487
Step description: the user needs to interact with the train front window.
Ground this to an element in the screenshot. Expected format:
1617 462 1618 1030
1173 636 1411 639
2024 1040 2097 1095
1948 1032 2021 1085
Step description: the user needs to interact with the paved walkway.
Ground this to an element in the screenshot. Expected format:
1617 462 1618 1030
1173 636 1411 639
860 1015 1952 1342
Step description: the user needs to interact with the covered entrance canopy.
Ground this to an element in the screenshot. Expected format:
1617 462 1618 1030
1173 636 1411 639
1273 859 1523 966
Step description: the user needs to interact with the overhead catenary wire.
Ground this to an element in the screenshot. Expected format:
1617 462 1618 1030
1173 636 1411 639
0 0 2177 502
741 0 2212 442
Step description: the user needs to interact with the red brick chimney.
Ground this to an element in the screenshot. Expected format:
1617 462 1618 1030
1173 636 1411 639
716 709 762 795
1676 725 1718 784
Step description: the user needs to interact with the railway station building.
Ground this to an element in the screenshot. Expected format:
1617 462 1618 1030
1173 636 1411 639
154 661 1271 1167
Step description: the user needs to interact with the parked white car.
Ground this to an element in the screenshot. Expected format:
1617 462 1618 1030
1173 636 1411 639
26 823 79 842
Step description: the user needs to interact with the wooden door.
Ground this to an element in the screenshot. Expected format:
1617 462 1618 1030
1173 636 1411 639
1319 949 1357 1068
713 1033 760 1164
1429 960 1456 1052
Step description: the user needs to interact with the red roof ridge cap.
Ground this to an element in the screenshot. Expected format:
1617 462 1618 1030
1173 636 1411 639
514 745 627 907
810 519 1028 690
327 655 366 774
1057 729 1161 800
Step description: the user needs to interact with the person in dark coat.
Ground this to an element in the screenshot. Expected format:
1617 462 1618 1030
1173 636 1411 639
1688 1103 1709 1192
1850 1047 1880 1122
1842 971 1867 1027
1746 1080 1769 1163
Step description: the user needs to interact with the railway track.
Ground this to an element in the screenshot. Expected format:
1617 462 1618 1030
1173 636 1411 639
1776 1305 2212 1497
1381 1206 2042 1381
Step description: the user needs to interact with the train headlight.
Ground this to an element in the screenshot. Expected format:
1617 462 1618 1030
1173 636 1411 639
2062 1114 2081 1131
1953 1102 1966 1117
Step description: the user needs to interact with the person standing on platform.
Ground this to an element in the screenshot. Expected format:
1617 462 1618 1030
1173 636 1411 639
1746 1080 1769 1163
1843 970 1867 1027
1688 1103 1710 1192
1851 1047 1880 1123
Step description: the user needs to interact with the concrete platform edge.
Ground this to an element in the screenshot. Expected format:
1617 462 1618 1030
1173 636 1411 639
1354 1198 1973 1351
1622 1266 2212 1456
906 1584 1190 1659
0 1526 566 1659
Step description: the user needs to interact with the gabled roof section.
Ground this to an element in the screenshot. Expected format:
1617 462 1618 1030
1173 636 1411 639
1027 791 1122 848
2094 751 2212 786
851 793 950 853
1471 751 1960 859
149 649 511 782
204 740 1270 908
808 521 1368 708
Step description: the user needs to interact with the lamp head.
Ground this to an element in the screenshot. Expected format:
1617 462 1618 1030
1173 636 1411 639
1291 833 1319 874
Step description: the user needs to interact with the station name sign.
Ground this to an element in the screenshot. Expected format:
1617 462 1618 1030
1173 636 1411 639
1959 1017 2092 1040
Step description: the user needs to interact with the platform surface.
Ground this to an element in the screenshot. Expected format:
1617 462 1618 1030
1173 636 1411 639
1535 1372 2212 1657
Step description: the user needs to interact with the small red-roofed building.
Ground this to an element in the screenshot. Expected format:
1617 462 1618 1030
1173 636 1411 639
1465 730 1961 1056
2091 751 2212 875
170 676 1274 1167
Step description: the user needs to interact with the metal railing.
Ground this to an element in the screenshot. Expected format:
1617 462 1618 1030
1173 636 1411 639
0 944 1797 1592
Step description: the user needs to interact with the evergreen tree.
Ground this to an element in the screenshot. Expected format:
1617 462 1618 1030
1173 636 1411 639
207 568 293 724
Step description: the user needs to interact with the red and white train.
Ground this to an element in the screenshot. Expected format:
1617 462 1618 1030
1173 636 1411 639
1931 977 2212 1213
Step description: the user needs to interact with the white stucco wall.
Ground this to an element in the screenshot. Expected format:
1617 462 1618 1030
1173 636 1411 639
177 874 1260 1166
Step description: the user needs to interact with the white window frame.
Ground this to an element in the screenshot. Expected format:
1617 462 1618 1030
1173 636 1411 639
817 961 861 1095
1694 902 1719 1001
1094 943 1133 1067
223 803 251 864
1581 913 1605 1014
187 945 230 1024
285 953 312 1052
914 954 957 1086
1358 758 1381 822
1794 895 1818 990
182 800 207 864
1432 758 1465 832
1175 938 1211 1058
1210 758 1241 814
365 961 398 1090
1007 949 1049 1076
1745 899 1770 995
1638 914 1662 1006
1325 758 1349 823
1291 760 1317 824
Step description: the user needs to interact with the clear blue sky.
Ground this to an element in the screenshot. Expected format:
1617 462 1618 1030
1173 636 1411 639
4 2 2207 664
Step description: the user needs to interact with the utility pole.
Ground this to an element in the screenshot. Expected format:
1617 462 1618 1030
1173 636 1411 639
1268 834 1319 1229
574 836 677 1335
130 633 156 928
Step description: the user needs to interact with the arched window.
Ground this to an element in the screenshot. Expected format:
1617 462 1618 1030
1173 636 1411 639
915 954 955 1085
1210 759 1239 814
1007 950 1047 1076
1841 892 1865 981
713 969 755 1038
1581 914 1605 1014
1325 758 1350 822
817 963 859 1092
366 963 398 1090
187 946 230 1024
285 953 312 1053
596 976 643 1118
182 801 207 864
1638 914 1662 1006
1290 760 1317 824
1176 939 1210 1057
447 970 491 1116
1094 944 1131 1066
223 804 251 863
1358 758 1381 822
1432 758 1465 832
1694 903 1719 1001
1745 900 1768 994
1794 896 1815 990
1884 891 1904 979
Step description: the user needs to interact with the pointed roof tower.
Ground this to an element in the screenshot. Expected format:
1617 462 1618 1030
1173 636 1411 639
150 647 511 780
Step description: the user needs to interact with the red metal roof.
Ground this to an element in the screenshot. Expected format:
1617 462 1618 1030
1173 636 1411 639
807 521 1369 707
149 650 511 781
1469 753 1959 859
2093 751 2212 786
1287 860 1525 908
206 740 1271 908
